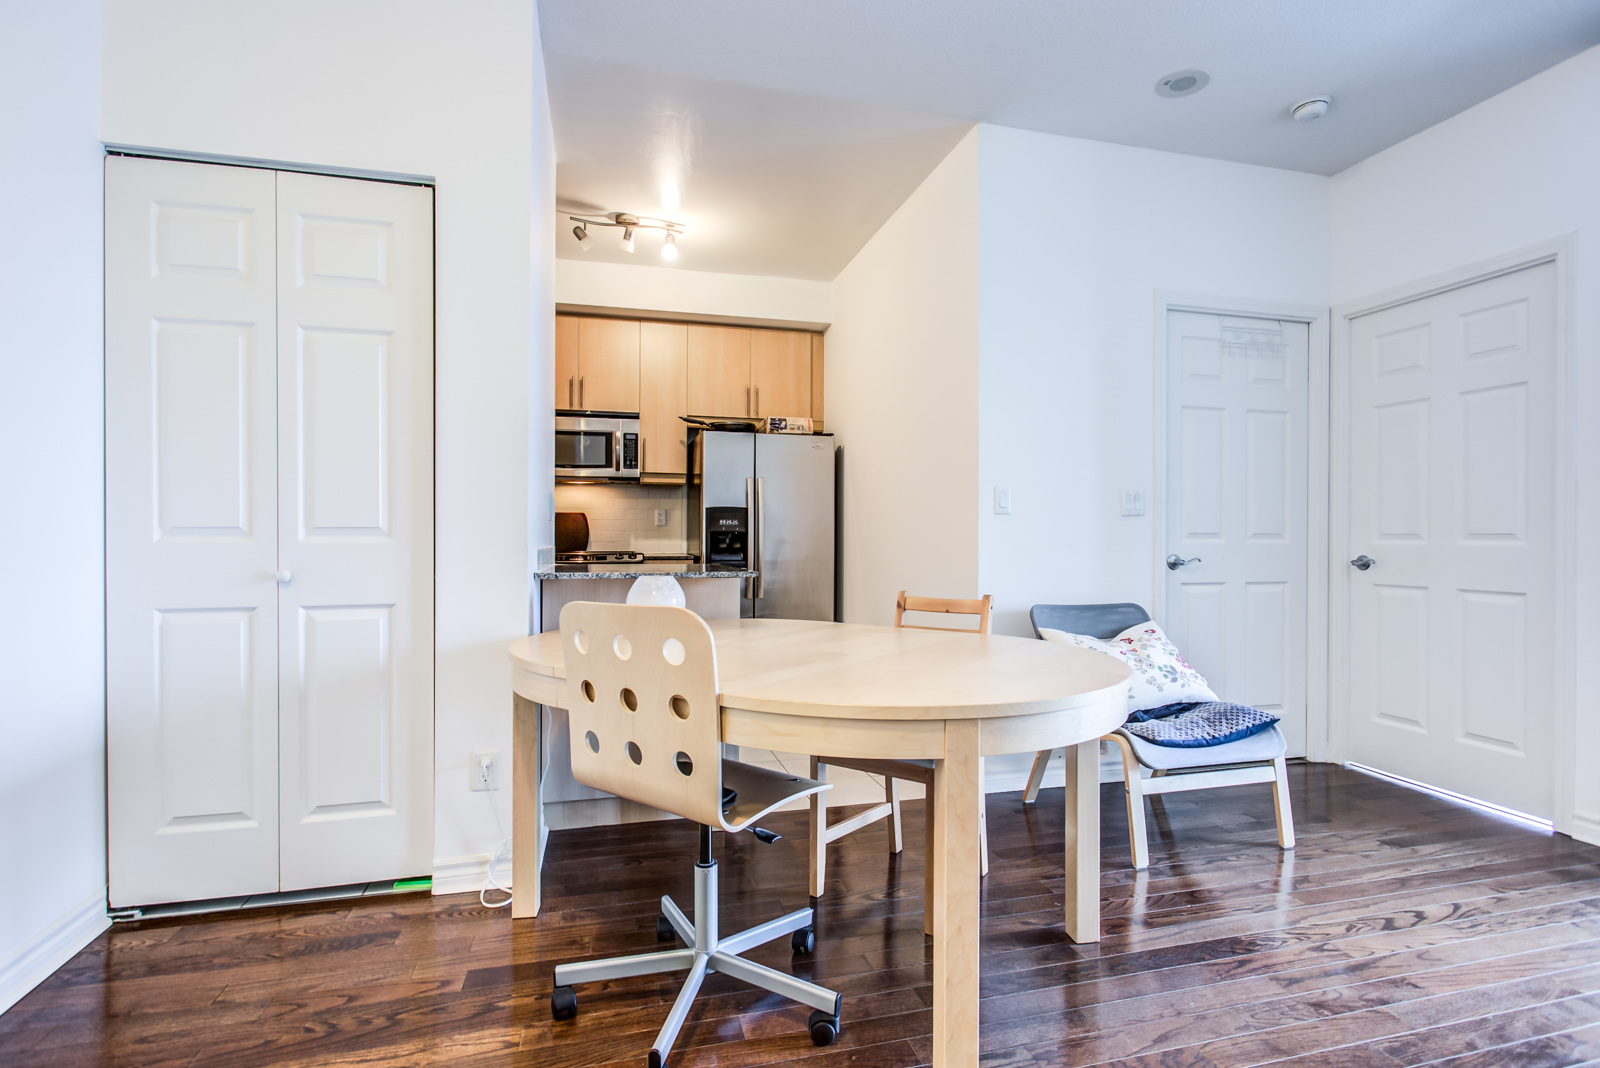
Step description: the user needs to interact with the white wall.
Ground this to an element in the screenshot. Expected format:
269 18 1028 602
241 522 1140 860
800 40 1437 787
556 257 832 325
100 0 551 892
1330 43 1600 844
0 0 111 1015
827 129 982 626
976 126 1332 636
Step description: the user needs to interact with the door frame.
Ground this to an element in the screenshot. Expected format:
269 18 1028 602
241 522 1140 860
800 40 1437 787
1152 293 1332 761
1328 235 1578 837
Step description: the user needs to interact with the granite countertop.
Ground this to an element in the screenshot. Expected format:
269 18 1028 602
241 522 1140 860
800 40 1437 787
536 564 759 580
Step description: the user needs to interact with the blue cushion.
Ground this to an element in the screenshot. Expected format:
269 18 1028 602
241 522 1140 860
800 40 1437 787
1122 701 1279 748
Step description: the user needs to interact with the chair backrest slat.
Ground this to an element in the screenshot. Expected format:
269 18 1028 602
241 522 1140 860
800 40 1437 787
1028 602 1151 641
561 602 725 828
895 590 992 634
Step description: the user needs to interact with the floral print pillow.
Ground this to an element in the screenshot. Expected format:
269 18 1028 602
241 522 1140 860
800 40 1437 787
1040 622 1218 712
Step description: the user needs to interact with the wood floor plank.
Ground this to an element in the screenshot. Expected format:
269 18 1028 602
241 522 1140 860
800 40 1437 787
4 764 1599 1068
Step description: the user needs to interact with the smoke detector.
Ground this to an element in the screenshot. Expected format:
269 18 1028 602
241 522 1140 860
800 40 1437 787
1155 69 1210 98
1291 97 1331 122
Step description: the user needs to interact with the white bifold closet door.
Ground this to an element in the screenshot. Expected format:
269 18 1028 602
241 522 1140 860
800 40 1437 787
107 157 434 907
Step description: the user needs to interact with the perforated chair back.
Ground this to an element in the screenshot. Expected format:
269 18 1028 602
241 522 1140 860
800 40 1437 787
1029 602 1151 641
895 591 992 634
561 601 727 829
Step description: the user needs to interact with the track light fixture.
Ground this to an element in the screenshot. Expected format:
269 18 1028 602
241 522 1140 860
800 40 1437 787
566 211 684 261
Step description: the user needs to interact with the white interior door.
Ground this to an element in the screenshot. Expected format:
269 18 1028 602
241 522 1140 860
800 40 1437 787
275 172 434 890
1343 263 1555 818
106 157 281 906
1164 312 1310 754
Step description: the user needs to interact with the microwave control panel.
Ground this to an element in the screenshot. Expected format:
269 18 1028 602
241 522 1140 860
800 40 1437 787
622 432 639 470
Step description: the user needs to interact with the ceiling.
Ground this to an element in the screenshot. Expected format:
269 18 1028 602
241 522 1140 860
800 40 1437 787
541 0 1600 281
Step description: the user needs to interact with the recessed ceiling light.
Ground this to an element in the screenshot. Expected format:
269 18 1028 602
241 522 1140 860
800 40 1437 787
1291 97 1331 122
1156 69 1209 98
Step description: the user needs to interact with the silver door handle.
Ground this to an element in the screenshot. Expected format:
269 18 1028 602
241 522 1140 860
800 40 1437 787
1165 554 1200 570
755 476 766 598
1350 555 1375 571
745 386 750 416
579 376 584 407
567 376 573 407
755 387 760 416
744 477 756 599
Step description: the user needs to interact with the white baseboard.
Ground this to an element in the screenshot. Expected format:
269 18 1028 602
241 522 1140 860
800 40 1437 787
1571 809 1600 848
431 854 497 897
0 891 109 1016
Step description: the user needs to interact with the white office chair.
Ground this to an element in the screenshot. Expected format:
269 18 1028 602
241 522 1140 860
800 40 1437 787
1023 603 1295 870
550 601 844 1068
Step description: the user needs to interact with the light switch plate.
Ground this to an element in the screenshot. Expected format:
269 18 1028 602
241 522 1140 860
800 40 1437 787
994 485 1012 515
1121 490 1145 517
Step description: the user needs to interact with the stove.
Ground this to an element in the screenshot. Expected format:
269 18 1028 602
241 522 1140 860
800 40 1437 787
553 551 701 564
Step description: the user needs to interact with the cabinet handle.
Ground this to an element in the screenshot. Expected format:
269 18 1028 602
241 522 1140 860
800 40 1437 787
567 376 573 407
579 377 585 408
745 386 750 416
755 387 760 415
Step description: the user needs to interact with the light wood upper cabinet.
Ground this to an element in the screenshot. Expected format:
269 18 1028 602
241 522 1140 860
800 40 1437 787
640 322 688 476
576 317 640 412
750 329 812 418
811 333 824 427
687 325 752 417
555 316 580 409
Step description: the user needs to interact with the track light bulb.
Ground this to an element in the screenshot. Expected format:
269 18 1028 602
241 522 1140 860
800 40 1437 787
661 232 678 261
572 223 592 251
619 227 635 253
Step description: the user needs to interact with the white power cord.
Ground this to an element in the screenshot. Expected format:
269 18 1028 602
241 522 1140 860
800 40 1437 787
479 755 514 909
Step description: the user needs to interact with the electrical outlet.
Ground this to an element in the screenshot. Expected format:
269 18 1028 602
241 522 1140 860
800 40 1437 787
655 509 668 527
1121 490 1145 517
469 750 498 792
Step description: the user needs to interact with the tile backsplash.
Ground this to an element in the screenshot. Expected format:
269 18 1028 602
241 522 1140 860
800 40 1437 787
553 483 688 554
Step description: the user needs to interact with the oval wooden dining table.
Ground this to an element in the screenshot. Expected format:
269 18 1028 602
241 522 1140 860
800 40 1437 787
509 616 1130 1068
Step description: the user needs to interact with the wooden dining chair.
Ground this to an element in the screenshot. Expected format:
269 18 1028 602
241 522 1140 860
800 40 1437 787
808 592 1044 932
1023 602 1295 870
550 601 845 1062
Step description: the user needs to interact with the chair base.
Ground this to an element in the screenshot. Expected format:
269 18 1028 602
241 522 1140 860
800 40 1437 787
552 858 841 1067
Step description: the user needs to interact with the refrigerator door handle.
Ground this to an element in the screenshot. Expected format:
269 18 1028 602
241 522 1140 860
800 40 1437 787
755 476 766 598
744 476 757 600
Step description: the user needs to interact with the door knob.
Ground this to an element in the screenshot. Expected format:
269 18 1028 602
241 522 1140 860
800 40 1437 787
1165 554 1201 570
1350 555 1374 571
275 570 292 583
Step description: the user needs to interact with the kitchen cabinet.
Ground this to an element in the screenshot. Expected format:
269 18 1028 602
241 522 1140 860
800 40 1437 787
811 333 825 427
556 316 640 412
640 321 688 477
750 329 812 418
687 324 752 417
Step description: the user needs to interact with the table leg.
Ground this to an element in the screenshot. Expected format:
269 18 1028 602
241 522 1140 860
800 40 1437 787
933 719 982 1068
1061 738 1100 943
512 694 545 919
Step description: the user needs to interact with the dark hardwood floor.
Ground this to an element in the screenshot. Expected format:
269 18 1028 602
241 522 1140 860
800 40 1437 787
5 763 1600 1067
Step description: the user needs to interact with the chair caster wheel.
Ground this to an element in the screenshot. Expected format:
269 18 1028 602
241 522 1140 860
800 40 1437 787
808 1009 840 1046
791 925 815 954
656 913 676 942
550 985 577 1020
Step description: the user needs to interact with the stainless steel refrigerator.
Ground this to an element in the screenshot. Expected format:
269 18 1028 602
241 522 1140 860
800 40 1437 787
687 430 835 621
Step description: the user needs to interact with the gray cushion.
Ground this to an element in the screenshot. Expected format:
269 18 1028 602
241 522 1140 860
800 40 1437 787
1118 724 1287 770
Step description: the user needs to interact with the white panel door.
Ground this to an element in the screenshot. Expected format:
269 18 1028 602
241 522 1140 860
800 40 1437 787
1165 312 1309 754
106 157 281 906
1344 263 1555 817
275 172 434 890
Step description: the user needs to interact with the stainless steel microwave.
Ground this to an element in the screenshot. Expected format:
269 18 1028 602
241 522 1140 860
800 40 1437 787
555 412 640 482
